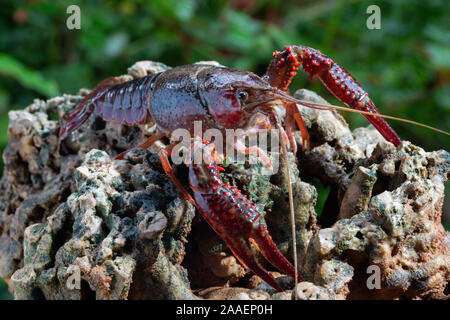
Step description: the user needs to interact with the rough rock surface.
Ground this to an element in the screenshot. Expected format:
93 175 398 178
0 61 448 300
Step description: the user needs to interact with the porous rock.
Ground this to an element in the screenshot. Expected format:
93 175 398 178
0 61 448 300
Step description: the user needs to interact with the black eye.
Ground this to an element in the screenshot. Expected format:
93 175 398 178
237 90 248 101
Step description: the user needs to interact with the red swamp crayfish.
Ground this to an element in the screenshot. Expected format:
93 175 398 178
58 45 446 293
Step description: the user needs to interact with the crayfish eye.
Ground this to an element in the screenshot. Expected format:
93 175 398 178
237 90 248 102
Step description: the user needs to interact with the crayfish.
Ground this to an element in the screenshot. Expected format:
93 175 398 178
59 45 443 294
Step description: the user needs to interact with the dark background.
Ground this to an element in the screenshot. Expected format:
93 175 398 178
0 0 448 299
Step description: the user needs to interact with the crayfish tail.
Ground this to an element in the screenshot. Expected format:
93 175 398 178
59 77 124 140
59 98 94 140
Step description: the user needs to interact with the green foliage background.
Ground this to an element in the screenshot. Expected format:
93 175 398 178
0 0 448 300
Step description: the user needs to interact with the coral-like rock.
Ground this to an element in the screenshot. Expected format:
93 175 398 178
294 282 334 300
0 61 448 300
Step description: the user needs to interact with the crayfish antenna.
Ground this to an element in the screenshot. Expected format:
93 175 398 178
270 110 299 299
279 126 299 299
296 99 450 137
275 90 450 138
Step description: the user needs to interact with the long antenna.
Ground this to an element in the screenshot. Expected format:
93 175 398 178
273 90 449 136
296 100 450 136
276 121 298 300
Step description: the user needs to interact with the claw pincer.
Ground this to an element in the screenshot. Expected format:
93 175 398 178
187 141 298 291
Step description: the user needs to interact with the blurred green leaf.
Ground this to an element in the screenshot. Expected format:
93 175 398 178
425 44 450 68
104 31 130 58
0 88 9 113
0 112 9 147
0 276 12 300
173 0 197 21
0 53 59 97
433 85 450 111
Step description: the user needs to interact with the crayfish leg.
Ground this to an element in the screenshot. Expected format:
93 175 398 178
115 134 161 160
117 138 196 206
117 136 196 209
232 139 272 169
287 102 310 152
158 144 196 207
284 103 298 154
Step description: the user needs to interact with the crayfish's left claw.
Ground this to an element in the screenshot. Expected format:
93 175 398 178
250 221 299 282
223 234 284 292
218 216 299 292
221 217 299 291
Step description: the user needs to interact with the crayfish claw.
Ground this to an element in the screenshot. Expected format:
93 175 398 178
188 139 299 292
250 222 299 281
224 237 284 292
